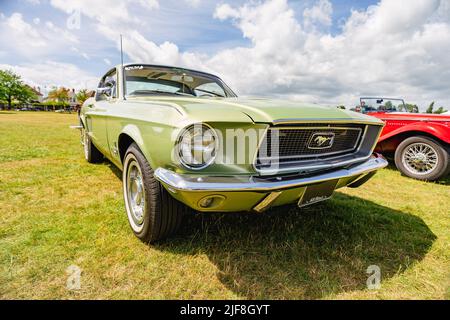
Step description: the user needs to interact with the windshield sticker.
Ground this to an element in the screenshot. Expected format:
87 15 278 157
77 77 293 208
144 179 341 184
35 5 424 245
125 65 144 71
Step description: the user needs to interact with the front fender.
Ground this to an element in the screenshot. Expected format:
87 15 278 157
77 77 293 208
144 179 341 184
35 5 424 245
119 124 153 167
379 122 450 144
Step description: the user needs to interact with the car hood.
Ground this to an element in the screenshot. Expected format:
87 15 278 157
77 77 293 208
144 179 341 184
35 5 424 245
127 96 383 125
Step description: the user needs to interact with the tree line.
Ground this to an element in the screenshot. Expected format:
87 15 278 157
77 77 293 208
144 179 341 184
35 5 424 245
0 69 92 110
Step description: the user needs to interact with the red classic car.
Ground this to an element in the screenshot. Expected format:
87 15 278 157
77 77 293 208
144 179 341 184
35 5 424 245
359 98 450 181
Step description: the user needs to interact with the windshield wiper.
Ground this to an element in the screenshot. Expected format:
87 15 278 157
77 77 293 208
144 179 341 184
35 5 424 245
195 88 225 97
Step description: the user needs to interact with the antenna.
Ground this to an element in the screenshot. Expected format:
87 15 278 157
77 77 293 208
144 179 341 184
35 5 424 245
120 34 124 67
120 34 126 100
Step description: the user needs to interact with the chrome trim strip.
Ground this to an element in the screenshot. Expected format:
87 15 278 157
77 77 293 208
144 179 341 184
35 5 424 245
253 124 382 176
154 155 388 192
257 126 364 160
272 118 385 126
253 153 373 176
253 191 283 213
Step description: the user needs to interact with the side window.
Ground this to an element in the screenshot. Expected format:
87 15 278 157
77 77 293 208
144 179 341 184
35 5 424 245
194 82 226 97
105 72 117 98
96 69 117 101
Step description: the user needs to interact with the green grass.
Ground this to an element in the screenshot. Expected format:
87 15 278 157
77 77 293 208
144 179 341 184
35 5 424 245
0 112 449 299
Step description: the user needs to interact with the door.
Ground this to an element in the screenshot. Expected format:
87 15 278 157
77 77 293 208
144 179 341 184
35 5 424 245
85 68 118 158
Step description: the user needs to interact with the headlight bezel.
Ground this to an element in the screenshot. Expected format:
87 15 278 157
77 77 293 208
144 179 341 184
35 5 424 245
175 123 219 170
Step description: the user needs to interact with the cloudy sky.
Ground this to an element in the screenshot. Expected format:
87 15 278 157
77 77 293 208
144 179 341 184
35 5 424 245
0 0 449 109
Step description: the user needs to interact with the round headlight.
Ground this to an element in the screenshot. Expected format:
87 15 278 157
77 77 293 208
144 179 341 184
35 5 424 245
176 124 218 169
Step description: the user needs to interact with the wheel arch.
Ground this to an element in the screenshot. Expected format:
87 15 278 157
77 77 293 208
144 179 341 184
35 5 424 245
377 129 450 154
118 125 155 169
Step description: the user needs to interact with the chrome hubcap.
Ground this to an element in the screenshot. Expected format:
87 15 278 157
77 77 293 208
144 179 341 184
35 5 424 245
402 142 439 175
126 161 145 225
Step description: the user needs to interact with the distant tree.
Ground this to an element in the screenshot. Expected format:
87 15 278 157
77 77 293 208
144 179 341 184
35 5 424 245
426 101 435 114
48 87 70 103
0 69 36 110
434 106 448 114
76 89 91 105
404 103 419 113
336 105 346 109
384 101 393 111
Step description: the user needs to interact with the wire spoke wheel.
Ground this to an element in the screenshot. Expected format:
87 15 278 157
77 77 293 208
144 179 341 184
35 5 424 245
402 142 439 175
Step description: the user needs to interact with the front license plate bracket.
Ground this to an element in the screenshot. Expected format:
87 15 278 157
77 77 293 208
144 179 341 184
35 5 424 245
298 179 338 208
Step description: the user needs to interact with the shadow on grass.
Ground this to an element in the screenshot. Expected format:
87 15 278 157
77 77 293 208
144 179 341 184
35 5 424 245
157 193 435 299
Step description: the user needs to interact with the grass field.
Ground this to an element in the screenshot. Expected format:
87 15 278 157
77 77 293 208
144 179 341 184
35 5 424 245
0 111 449 300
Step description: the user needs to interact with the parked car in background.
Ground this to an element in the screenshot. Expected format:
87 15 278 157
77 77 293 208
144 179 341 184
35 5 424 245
359 97 450 181
75 64 387 242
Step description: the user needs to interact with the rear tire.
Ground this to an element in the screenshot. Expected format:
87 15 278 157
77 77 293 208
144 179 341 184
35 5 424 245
82 128 103 163
123 143 186 243
394 136 449 181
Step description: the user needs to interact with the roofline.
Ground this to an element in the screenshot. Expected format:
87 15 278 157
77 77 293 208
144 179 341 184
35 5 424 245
115 63 222 80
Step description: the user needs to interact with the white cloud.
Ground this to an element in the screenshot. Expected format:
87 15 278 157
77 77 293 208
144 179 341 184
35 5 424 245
49 0 159 26
50 0 448 108
0 61 98 92
0 12 78 58
205 0 450 108
5 0 450 109
103 58 112 66
1 13 46 49
303 0 333 28
214 3 240 20
184 0 201 8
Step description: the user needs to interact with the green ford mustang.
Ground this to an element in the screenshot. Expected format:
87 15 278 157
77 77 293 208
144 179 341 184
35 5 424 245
77 63 387 243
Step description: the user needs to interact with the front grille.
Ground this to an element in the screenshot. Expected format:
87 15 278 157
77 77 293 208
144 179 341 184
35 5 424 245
256 124 366 169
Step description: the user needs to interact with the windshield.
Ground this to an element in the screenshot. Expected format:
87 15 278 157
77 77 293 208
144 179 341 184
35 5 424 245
124 65 236 98
360 98 408 113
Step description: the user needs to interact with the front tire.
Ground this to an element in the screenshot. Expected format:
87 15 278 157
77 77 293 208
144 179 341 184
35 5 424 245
394 136 449 181
82 128 103 163
123 143 186 243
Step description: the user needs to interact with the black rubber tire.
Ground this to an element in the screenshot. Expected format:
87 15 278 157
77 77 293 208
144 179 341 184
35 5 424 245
123 143 186 243
394 136 449 181
82 128 103 163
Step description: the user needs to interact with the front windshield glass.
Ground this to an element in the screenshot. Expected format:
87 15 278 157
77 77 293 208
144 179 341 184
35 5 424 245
360 98 407 113
124 65 236 98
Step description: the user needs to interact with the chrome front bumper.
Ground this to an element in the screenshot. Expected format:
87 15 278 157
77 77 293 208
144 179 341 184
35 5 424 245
154 154 388 212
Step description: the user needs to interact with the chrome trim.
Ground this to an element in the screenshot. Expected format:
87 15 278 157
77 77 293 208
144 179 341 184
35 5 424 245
257 126 363 160
272 118 385 126
368 124 384 155
154 154 388 192
175 123 219 171
253 124 383 176
253 191 283 213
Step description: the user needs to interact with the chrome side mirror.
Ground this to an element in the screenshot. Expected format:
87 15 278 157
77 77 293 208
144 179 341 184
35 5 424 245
97 86 112 96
